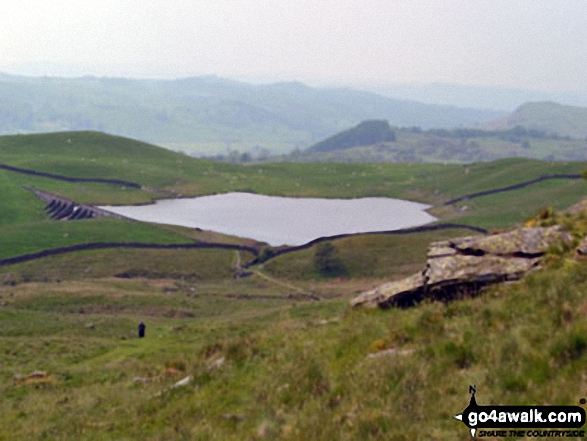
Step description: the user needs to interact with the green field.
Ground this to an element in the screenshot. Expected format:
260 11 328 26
431 178 587 229
1 233 587 439
262 229 475 281
0 168 192 259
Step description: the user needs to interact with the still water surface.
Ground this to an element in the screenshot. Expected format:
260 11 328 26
101 192 437 246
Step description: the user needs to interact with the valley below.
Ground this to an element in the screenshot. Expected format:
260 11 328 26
0 131 586 440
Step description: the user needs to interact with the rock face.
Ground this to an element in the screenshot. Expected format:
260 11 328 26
351 226 573 308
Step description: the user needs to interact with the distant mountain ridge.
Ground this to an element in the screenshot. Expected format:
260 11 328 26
0 73 504 154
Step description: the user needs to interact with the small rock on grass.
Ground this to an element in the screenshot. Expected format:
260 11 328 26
221 413 246 421
366 348 414 359
132 377 152 384
13 370 51 386
173 376 193 388
207 356 225 371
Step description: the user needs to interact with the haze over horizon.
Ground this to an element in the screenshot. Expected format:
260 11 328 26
2 0 586 97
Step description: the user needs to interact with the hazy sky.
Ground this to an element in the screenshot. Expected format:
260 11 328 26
2 0 586 92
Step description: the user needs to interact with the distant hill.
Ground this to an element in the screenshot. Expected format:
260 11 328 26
278 125 587 163
306 120 396 153
0 74 503 154
484 102 587 139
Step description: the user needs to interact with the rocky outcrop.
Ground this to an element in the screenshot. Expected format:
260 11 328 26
562 198 587 216
352 226 573 308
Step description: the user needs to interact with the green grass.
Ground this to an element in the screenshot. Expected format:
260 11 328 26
1 132 585 206
0 247 249 283
262 229 474 281
0 131 227 189
0 219 193 260
0 168 202 263
0 167 155 227
0 170 46 226
171 158 586 204
431 177 587 229
0 240 586 439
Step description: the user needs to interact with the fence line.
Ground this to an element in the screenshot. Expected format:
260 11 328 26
444 174 582 205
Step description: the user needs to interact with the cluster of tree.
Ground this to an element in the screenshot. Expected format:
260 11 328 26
202 147 272 164
306 120 397 153
313 243 346 277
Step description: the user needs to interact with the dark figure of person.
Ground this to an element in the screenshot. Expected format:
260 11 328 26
138 321 146 338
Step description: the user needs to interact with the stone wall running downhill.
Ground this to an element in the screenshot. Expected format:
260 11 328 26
444 174 582 206
0 163 141 188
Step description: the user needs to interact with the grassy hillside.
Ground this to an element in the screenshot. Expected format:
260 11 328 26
0 247 246 284
0 165 193 259
261 229 475 281
2 131 585 203
485 101 587 140
8 132 585 202
0 131 216 189
431 178 587 228
0 207 586 440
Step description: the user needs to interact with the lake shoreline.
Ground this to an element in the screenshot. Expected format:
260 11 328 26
101 192 437 246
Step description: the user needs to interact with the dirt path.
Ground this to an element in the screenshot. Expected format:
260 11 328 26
253 270 320 300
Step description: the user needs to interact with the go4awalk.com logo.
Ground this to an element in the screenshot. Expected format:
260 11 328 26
454 386 586 438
